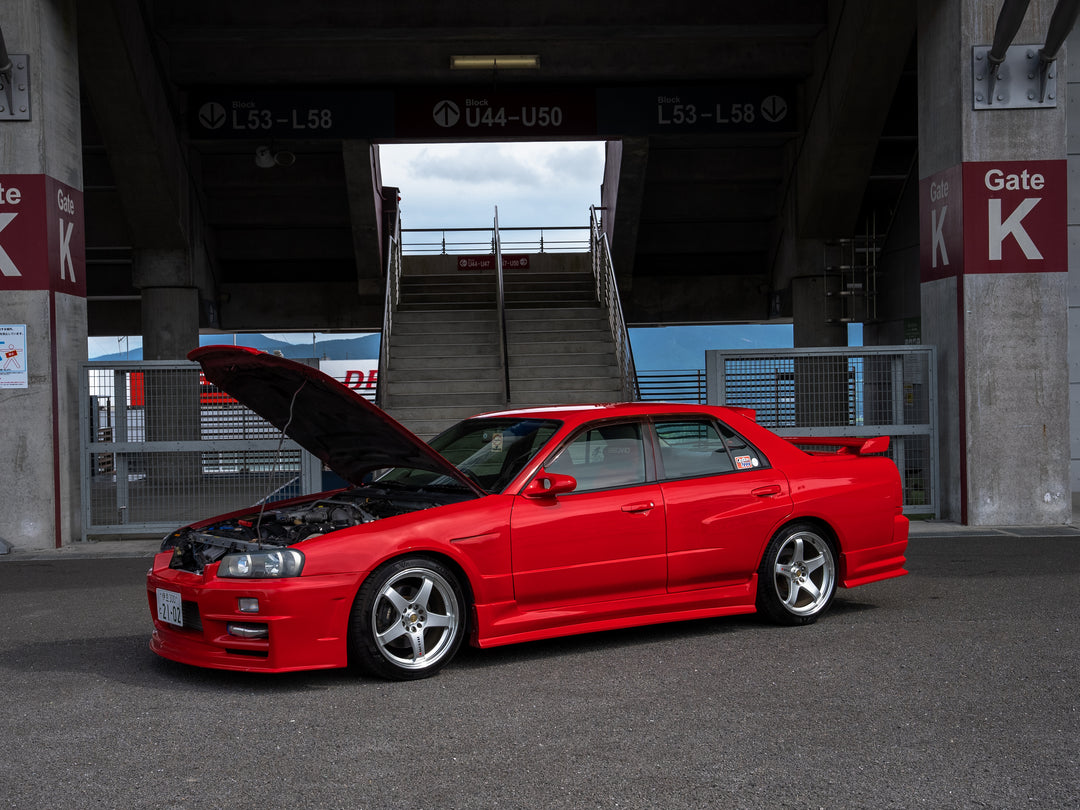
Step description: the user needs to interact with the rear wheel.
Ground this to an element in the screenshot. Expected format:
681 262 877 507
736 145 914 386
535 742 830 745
756 523 837 625
349 557 466 680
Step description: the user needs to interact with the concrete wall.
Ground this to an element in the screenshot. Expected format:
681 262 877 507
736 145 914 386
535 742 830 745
918 0 1070 524
0 0 86 550
1068 26 1080 493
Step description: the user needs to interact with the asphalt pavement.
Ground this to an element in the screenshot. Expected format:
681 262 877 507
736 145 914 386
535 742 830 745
0 528 1077 809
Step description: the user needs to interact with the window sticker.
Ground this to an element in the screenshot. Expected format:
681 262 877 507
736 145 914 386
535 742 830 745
491 432 504 452
734 455 754 470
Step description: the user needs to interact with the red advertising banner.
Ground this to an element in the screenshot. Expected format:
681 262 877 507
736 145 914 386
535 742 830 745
919 160 1066 283
455 254 531 271
0 174 86 296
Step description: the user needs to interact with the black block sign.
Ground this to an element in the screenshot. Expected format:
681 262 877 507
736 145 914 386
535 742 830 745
595 84 797 135
187 84 797 139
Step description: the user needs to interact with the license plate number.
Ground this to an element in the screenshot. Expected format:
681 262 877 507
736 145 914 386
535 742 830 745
156 588 183 628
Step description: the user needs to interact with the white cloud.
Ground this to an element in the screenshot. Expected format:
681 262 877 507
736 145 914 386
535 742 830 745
379 141 605 229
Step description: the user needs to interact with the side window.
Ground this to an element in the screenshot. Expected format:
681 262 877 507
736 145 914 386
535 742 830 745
655 419 768 479
544 422 646 492
718 422 768 471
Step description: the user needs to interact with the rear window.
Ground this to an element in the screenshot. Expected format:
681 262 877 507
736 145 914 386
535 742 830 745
655 419 768 479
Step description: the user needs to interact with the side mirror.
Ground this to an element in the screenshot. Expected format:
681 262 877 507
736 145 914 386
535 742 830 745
522 471 577 499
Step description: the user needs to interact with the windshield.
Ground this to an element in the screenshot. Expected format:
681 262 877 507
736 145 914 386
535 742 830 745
377 417 561 493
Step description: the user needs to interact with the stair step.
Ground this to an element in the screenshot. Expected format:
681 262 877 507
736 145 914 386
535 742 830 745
389 391 507 409
393 321 498 337
392 332 499 349
391 356 502 371
394 309 496 325
510 341 617 355
389 377 504 396
506 307 605 320
510 379 621 394
510 364 619 377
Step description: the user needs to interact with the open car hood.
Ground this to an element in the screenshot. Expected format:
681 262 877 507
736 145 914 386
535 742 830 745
189 345 485 494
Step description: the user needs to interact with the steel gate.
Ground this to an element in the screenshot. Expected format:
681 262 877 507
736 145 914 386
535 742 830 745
79 360 322 541
706 346 939 517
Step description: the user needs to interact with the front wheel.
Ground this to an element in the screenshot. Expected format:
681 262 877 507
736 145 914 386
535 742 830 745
349 557 466 680
756 524 837 625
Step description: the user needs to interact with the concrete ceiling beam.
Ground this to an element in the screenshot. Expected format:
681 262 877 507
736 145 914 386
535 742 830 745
342 141 388 286
795 1 916 238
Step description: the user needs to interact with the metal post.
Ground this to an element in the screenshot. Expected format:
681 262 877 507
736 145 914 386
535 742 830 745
0 24 13 115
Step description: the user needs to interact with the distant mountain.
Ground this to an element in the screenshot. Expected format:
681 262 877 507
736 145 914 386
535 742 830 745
89 333 381 362
88 325 811 369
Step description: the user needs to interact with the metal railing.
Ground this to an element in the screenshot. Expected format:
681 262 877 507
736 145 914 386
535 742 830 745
401 225 590 255
493 207 511 403
79 360 322 540
590 206 638 399
705 346 939 516
376 212 402 410
637 370 708 403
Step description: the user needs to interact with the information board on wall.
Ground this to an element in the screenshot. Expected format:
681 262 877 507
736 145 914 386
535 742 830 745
0 324 28 389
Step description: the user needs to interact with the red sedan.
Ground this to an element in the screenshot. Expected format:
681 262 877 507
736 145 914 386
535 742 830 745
148 346 908 680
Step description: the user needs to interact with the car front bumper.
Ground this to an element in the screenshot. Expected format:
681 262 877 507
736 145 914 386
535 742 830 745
147 551 362 673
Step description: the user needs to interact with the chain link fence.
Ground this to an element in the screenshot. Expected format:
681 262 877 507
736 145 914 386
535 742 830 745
79 360 322 541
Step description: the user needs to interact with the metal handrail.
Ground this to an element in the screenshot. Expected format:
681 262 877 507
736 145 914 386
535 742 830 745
493 207 511 403
376 214 402 410
401 225 590 255
589 206 638 399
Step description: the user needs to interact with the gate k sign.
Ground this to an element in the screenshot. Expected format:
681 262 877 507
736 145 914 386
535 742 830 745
920 161 1066 282
0 174 86 296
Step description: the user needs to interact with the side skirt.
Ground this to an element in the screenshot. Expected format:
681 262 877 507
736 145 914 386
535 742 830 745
472 577 758 649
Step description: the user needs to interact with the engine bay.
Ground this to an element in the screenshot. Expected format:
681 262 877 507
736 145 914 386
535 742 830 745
163 485 466 573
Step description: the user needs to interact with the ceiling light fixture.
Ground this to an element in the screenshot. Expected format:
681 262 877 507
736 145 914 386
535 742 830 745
450 54 540 70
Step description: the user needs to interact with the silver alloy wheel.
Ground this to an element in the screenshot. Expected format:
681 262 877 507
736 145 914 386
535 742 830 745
770 530 836 617
370 566 460 671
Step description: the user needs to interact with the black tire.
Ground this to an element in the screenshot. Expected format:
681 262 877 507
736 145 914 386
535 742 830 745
349 556 466 680
755 523 837 626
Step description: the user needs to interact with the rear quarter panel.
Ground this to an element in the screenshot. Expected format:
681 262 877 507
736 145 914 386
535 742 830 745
780 453 908 584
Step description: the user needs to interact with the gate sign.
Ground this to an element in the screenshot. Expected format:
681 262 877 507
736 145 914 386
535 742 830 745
919 165 964 283
0 175 86 296
920 160 1066 282
964 160 1066 274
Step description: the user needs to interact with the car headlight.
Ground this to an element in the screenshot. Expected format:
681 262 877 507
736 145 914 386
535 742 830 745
217 549 305 579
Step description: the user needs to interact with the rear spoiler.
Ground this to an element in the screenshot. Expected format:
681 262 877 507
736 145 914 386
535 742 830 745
786 436 891 456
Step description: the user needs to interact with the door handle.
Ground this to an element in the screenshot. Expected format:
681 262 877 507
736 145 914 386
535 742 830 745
751 485 782 497
621 501 655 513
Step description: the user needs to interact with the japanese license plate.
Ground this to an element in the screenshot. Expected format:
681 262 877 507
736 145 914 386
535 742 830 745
156 588 183 628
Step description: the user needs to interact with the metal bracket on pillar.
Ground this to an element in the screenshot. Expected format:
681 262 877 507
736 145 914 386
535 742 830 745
973 44 1056 109
0 54 31 121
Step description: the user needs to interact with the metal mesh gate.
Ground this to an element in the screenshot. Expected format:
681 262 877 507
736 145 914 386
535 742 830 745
705 346 938 517
79 360 322 541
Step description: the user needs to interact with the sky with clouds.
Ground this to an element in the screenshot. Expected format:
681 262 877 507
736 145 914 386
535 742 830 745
379 140 606 229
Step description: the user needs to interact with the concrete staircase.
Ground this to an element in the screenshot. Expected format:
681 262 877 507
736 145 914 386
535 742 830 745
382 253 625 438
506 307 622 408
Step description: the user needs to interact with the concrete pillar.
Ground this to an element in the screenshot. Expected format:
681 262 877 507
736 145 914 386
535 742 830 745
0 1 86 551
917 0 1070 524
139 282 199 361
792 274 848 348
136 262 201 480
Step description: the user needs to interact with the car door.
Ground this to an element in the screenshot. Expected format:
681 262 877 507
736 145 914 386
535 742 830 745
654 418 793 592
510 421 667 609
